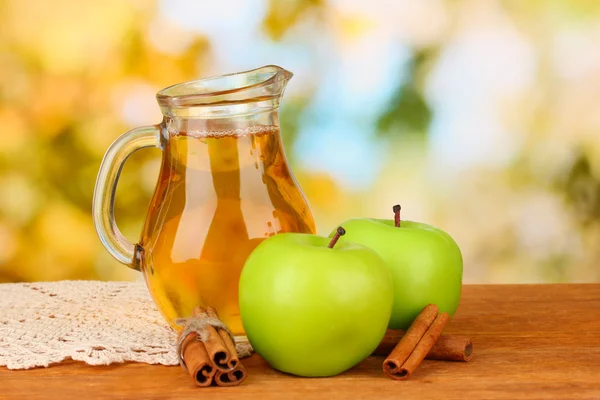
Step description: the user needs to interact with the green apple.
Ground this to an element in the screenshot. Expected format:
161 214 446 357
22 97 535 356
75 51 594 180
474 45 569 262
331 205 463 330
239 228 393 377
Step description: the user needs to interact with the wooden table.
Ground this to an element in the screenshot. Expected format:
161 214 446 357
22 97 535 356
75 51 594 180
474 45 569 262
2 284 599 399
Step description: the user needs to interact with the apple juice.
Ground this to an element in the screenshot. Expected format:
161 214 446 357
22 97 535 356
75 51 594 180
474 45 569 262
139 125 316 335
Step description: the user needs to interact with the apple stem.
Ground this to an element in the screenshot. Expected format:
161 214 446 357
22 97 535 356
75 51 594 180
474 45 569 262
393 204 401 227
328 227 346 248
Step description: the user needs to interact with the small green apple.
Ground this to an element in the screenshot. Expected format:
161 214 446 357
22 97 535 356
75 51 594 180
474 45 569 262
331 205 463 330
239 228 393 377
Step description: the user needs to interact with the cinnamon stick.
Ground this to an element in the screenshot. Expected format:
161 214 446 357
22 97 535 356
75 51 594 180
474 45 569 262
387 312 450 379
428 335 472 362
206 307 240 370
214 364 248 387
373 330 473 362
383 304 439 372
193 307 236 372
177 306 246 387
383 304 452 380
180 333 216 387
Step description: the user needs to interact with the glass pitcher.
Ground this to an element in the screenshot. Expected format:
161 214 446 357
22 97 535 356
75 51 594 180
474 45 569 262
93 65 316 335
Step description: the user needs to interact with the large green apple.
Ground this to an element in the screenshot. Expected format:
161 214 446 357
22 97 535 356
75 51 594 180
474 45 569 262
239 230 393 377
331 206 463 330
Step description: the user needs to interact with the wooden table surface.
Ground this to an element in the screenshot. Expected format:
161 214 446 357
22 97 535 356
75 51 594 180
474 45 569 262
2 284 600 400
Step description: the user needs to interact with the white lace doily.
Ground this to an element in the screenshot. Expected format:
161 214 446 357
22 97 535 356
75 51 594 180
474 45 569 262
0 281 184 369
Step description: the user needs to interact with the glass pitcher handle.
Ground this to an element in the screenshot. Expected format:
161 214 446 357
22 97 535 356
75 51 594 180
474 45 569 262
92 125 162 270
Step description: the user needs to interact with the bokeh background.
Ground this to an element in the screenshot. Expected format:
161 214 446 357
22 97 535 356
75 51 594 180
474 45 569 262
1 0 600 284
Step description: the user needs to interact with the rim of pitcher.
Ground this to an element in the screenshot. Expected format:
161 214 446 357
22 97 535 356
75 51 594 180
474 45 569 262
156 65 293 107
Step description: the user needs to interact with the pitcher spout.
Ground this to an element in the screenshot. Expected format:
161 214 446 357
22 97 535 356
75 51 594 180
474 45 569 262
156 65 293 118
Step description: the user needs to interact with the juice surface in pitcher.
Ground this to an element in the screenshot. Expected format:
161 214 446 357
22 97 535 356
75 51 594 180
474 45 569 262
139 125 316 335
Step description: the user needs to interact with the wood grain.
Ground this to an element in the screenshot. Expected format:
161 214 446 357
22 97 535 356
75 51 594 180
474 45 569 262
1 284 600 400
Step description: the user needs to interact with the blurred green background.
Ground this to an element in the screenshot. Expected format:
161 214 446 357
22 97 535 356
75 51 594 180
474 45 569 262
1 0 599 284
